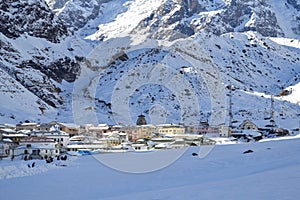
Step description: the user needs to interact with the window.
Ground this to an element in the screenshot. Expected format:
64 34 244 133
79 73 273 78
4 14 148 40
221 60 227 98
32 150 39 155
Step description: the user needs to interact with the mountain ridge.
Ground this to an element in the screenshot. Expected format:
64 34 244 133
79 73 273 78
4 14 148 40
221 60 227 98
0 0 299 129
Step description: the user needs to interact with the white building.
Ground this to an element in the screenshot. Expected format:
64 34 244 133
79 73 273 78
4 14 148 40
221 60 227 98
85 124 110 137
13 136 60 158
26 131 70 147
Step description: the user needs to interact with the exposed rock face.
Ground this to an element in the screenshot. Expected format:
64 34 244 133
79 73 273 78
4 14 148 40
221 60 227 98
0 41 81 109
134 0 203 40
134 0 285 40
45 0 110 30
215 0 284 37
0 0 70 43
45 0 69 10
47 0 299 40
286 0 300 35
287 0 300 10
0 0 81 110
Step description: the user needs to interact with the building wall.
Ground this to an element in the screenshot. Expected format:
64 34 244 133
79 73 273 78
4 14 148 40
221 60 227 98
121 126 156 141
60 126 79 136
157 127 185 135
16 123 38 131
0 143 10 157
12 148 60 157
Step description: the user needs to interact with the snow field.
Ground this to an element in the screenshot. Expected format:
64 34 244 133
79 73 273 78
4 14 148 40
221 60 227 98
0 138 299 200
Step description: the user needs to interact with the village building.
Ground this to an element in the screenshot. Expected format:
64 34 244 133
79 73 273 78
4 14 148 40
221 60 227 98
120 125 157 141
239 120 258 130
156 124 185 135
0 123 16 130
35 123 59 132
0 128 16 136
185 120 223 137
1 128 27 143
219 125 231 137
49 122 81 137
26 131 70 147
0 140 14 158
85 124 111 138
197 126 219 136
13 136 60 158
102 131 129 146
16 122 38 131
185 124 230 137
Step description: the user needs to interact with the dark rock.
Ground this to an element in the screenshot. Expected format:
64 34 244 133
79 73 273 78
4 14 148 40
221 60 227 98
243 150 254 154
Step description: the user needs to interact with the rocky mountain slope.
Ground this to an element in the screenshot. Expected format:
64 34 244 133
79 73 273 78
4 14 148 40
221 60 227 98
0 0 91 122
0 0 299 129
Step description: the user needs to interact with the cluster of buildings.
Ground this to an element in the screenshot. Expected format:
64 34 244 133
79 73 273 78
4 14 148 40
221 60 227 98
0 116 228 158
0 114 293 159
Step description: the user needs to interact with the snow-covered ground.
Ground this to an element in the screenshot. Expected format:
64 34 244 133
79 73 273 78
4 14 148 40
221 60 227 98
1 137 300 200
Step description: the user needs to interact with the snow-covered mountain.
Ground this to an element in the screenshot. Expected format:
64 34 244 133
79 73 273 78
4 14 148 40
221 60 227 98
0 0 299 129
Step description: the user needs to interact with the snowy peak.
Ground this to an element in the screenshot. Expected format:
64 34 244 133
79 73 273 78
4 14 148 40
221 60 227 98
43 0 300 41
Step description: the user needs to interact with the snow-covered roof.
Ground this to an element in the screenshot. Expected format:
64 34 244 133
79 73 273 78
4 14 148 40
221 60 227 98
2 133 27 137
156 124 184 128
0 128 16 133
97 124 109 128
20 122 38 126
59 123 80 129
3 123 16 128
2 138 13 143
69 135 86 141
29 131 69 136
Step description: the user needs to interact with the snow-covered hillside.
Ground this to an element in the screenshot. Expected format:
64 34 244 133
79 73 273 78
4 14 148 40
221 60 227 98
0 0 299 128
1 137 300 199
